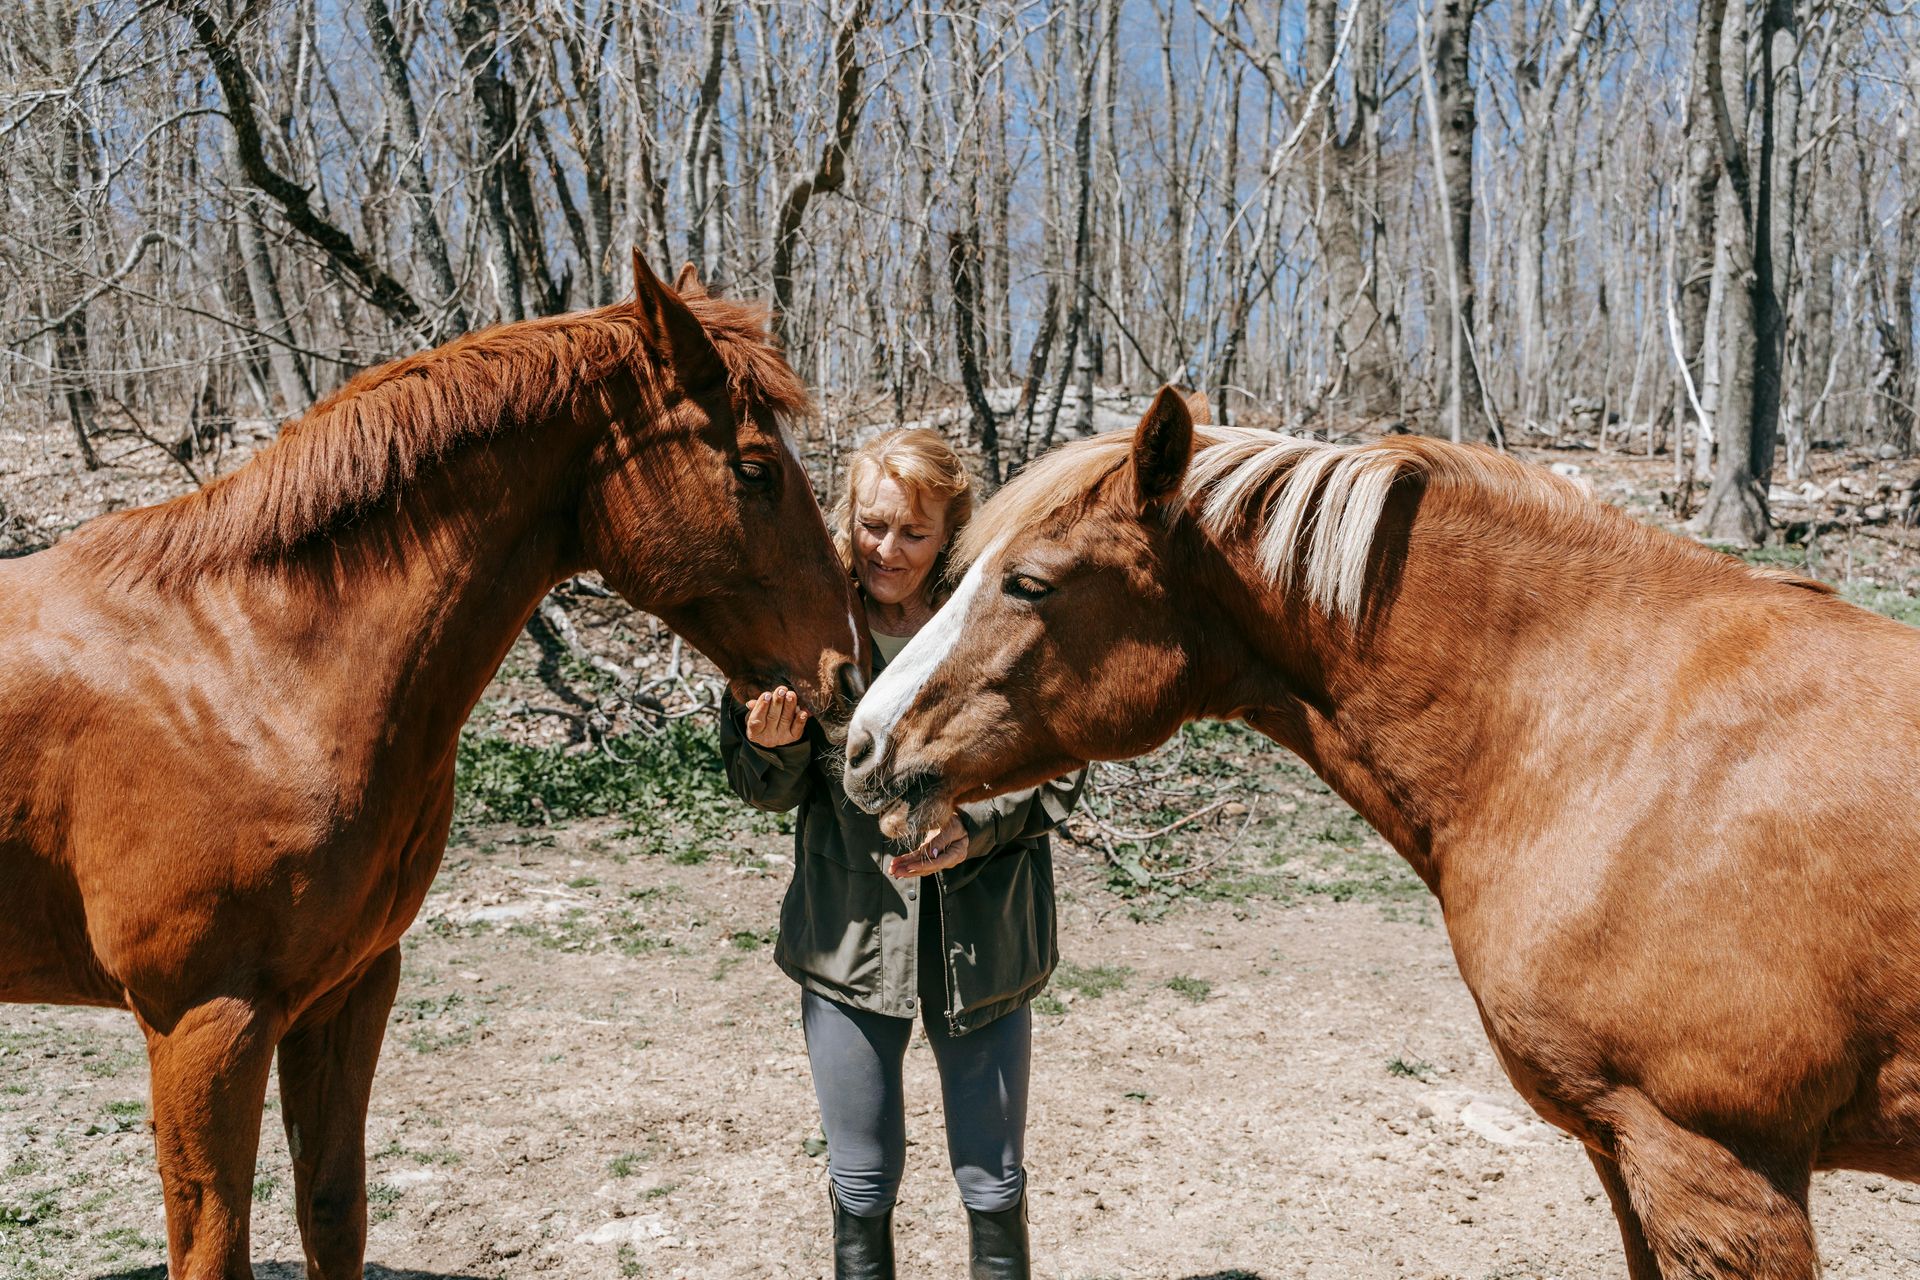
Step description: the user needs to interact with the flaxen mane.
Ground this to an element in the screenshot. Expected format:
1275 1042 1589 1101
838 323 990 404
960 426 1805 617
72 293 807 582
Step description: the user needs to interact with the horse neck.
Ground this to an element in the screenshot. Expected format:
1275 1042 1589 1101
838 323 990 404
1203 484 1679 890
250 412 590 757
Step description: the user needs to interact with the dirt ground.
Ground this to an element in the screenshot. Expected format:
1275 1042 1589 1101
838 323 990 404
8 410 1920 1278
6 814 1920 1280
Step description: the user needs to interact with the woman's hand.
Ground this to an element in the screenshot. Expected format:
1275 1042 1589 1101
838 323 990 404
745 687 809 748
888 815 968 878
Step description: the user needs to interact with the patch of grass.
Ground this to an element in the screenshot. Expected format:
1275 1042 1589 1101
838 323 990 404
1031 994 1067 1017
366 1179 402 1223
393 991 487 1055
84 1100 144 1135
610 1151 645 1177
618 1242 645 1278
1054 962 1132 1000
253 1173 279 1203
0 1188 59 1226
728 927 776 951
1165 975 1212 1003
456 721 777 862
1843 581 1920 627
1385 1055 1435 1080
566 875 600 889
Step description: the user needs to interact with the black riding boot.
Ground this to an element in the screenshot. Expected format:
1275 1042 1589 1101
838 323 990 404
830 1185 895 1280
965 1190 1031 1280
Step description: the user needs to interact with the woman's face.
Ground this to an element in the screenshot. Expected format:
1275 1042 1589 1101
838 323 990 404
852 473 949 608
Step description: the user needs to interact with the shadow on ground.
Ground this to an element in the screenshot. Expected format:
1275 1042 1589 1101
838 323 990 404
99 1266 490 1280
99 1265 1263 1280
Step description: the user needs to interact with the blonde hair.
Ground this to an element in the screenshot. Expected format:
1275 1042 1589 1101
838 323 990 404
831 428 975 595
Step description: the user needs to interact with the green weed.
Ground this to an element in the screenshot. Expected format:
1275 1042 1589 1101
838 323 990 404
1165 975 1212 1003
1054 962 1131 999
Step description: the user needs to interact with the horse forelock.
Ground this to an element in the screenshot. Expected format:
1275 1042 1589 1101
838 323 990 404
70 293 806 585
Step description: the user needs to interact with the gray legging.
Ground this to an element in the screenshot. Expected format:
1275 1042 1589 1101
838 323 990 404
801 891 1031 1218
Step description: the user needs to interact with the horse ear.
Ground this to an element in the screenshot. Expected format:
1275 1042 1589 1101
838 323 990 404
1131 385 1196 513
1180 387 1212 426
631 251 721 383
673 261 706 298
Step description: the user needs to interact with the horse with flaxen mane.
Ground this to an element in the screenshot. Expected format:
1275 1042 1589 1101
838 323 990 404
0 254 864 1280
844 387 1920 1279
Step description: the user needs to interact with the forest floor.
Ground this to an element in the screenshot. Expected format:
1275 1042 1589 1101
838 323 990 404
6 405 1920 1278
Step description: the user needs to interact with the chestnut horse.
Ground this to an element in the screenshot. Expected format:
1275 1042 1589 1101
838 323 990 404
844 387 1920 1278
0 254 863 1279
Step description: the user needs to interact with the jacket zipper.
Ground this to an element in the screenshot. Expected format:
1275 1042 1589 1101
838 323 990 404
935 868 958 1034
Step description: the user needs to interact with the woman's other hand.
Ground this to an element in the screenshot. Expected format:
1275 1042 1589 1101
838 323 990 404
745 687 809 748
888 815 967 878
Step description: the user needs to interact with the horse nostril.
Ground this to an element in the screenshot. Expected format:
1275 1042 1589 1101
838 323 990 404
836 661 868 705
847 727 875 773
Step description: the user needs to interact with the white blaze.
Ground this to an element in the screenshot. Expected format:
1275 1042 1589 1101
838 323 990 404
848 541 999 765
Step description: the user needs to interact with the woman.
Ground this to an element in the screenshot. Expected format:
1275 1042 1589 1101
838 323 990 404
722 428 1083 1280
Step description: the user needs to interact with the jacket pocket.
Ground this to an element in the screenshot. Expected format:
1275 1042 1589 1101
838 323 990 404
777 844 884 996
948 845 1055 1013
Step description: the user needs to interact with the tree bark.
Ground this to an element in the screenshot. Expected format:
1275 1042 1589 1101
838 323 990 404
682 1 732 279
1044 0 1101 449
1697 0 1794 546
1422 0 1487 443
1303 0 1396 417
948 230 1000 486
360 0 469 336
771 0 873 346
454 0 524 323
1674 0 1724 476
168 0 433 342
1514 0 1603 425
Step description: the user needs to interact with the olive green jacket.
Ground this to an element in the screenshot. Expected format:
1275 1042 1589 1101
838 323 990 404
720 678 1084 1035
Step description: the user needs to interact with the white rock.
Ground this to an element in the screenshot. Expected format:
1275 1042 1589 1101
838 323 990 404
1418 1089 1563 1148
575 1214 677 1246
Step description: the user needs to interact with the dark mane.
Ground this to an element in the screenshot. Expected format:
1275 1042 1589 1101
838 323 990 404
69 293 807 582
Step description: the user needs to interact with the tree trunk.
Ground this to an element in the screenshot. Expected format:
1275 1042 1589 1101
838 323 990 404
361 0 469 336
771 0 874 346
682 1 732 279
1422 0 1487 443
1303 0 1395 417
1044 0 1101 449
1514 0 1602 426
454 0 525 323
169 0 433 342
1675 0 1724 471
1697 0 1792 546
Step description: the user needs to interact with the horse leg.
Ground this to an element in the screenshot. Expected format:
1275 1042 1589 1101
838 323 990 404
1607 1094 1818 1279
276 945 402 1280
1586 1148 1661 1279
142 996 281 1280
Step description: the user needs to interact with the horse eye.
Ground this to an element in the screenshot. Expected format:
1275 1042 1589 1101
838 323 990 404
1004 573 1052 602
733 460 774 489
